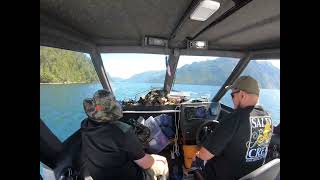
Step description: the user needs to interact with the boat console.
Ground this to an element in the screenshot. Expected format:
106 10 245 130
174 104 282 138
46 98 236 180
180 102 220 145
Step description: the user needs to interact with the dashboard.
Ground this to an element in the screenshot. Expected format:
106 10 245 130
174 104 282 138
179 101 225 145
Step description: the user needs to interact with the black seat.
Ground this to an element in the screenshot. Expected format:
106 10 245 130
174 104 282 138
238 158 280 180
54 130 82 180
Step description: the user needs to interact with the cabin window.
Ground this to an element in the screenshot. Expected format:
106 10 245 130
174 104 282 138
101 53 167 100
172 55 240 99
40 46 102 142
221 59 280 126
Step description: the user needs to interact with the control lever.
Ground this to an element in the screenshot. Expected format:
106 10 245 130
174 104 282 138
189 156 204 172
189 157 205 180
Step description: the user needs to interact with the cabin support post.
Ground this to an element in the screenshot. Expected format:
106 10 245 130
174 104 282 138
89 48 113 94
212 53 251 102
163 48 180 93
40 119 63 169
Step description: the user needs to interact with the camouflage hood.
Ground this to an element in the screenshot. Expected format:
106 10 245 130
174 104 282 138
83 89 123 122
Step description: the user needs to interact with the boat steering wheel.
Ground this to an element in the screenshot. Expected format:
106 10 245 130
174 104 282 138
196 120 219 145
195 102 221 145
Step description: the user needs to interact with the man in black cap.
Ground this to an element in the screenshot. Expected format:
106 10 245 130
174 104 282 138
79 89 168 180
194 76 274 180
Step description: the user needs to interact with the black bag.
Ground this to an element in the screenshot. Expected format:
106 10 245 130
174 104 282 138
121 118 150 148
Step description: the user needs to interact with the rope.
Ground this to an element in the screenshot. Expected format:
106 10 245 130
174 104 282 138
173 105 181 156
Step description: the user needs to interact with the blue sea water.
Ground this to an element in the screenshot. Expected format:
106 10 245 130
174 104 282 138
40 82 280 142
40 82 280 177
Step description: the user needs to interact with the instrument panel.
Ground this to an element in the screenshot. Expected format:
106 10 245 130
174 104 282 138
180 102 221 144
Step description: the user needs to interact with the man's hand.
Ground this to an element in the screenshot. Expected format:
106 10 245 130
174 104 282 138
134 154 155 169
150 154 169 177
150 154 168 166
196 147 214 161
192 151 200 161
190 156 204 172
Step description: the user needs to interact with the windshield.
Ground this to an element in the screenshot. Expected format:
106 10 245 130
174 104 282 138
172 55 240 100
89 53 279 125
101 53 167 100
101 54 242 102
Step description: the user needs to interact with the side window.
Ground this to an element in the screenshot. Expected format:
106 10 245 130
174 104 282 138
221 60 280 126
40 46 102 142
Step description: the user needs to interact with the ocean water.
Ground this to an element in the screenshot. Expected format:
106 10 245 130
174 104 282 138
40 82 280 177
40 82 280 142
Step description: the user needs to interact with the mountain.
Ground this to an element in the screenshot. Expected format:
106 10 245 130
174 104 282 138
40 47 99 83
125 58 280 89
241 60 280 89
127 70 166 82
174 58 238 85
40 47 279 89
40 47 125 83
107 72 125 82
109 76 125 82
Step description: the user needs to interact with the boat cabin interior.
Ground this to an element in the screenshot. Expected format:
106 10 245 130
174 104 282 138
40 0 280 179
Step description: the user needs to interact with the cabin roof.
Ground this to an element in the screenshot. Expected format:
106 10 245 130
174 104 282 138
40 0 279 58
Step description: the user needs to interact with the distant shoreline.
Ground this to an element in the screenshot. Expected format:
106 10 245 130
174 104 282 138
40 81 98 85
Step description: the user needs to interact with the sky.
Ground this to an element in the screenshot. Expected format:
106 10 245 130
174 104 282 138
101 53 280 79
260 60 280 69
